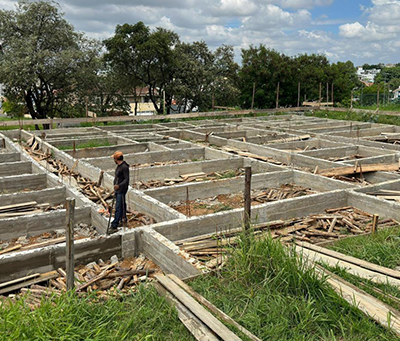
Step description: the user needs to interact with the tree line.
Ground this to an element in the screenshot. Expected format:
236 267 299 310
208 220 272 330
0 0 360 127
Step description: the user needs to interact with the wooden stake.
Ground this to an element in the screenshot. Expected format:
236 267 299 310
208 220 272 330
72 141 76 157
251 82 255 110
1 138 5 149
297 82 301 108
326 82 329 104
331 83 334 104
244 166 252 230
276 82 280 109
319 82 322 104
372 214 379 234
97 170 104 187
212 93 215 110
66 197 75 291
186 187 191 217
377 85 380 109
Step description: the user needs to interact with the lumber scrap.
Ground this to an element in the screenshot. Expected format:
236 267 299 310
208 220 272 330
0 245 22 255
318 163 399 177
0 271 59 295
297 241 400 280
168 274 262 341
316 265 400 337
156 274 242 341
154 282 219 341
295 245 400 287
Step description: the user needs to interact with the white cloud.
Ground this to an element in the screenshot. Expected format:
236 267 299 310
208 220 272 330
1 0 399 65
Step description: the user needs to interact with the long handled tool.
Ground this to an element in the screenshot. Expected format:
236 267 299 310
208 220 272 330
106 194 116 235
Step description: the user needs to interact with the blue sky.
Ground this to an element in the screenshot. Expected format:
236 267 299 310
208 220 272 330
1 0 400 65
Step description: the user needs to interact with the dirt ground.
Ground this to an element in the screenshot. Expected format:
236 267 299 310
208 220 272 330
170 183 317 217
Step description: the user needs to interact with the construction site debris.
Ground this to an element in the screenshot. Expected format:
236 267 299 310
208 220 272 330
0 201 63 218
0 224 98 255
0 254 161 308
170 183 317 217
175 206 399 269
133 169 246 190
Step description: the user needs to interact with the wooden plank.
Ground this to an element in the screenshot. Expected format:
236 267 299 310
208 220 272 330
0 245 22 255
0 201 37 213
316 265 400 336
295 245 400 287
318 163 399 177
156 274 242 341
0 273 40 289
297 241 400 279
168 274 262 341
0 271 58 295
154 282 219 341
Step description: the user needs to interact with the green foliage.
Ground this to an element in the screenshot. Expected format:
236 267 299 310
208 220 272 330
191 234 397 340
0 0 100 125
1 98 25 118
104 22 240 114
58 140 112 150
0 286 194 341
375 67 400 90
328 226 400 269
239 46 360 109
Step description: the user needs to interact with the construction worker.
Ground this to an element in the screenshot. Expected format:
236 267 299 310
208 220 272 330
110 151 129 232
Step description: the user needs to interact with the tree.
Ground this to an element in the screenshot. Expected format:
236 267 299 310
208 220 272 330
104 22 180 114
0 0 99 128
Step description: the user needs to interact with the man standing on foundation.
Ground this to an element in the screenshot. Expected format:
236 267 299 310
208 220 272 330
110 151 129 232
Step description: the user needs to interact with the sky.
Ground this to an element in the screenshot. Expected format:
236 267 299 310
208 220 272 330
1 0 400 65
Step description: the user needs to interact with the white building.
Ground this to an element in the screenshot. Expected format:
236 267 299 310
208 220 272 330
357 67 381 83
393 87 400 100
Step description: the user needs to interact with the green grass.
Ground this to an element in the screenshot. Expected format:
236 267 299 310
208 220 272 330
190 233 398 340
58 140 112 150
0 285 195 341
327 226 400 269
325 264 400 312
307 109 400 126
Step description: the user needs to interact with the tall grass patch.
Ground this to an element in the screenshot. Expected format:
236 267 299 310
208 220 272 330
191 233 398 340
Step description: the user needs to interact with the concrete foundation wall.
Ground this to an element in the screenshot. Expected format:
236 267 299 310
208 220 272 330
137 229 200 279
145 171 293 203
129 158 245 183
0 174 47 193
0 235 121 284
0 152 20 163
0 161 31 177
85 147 206 170
64 143 149 158
0 187 66 206
0 206 91 240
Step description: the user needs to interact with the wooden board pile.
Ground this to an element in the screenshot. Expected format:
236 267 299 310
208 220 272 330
0 224 98 256
130 159 204 170
155 274 261 341
366 189 400 202
328 154 365 162
23 140 111 209
222 146 285 165
252 183 316 203
133 169 246 190
175 206 399 269
0 201 63 218
170 183 317 217
0 255 161 309
365 133 400 144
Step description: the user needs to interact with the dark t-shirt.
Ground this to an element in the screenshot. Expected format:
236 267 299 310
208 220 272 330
113 161 130 193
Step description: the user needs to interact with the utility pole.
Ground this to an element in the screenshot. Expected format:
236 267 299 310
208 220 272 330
163 90 166 115
297 82 301 108
251 82 255 110
276 82 280 109
326 83 329 104
319 82 322 104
